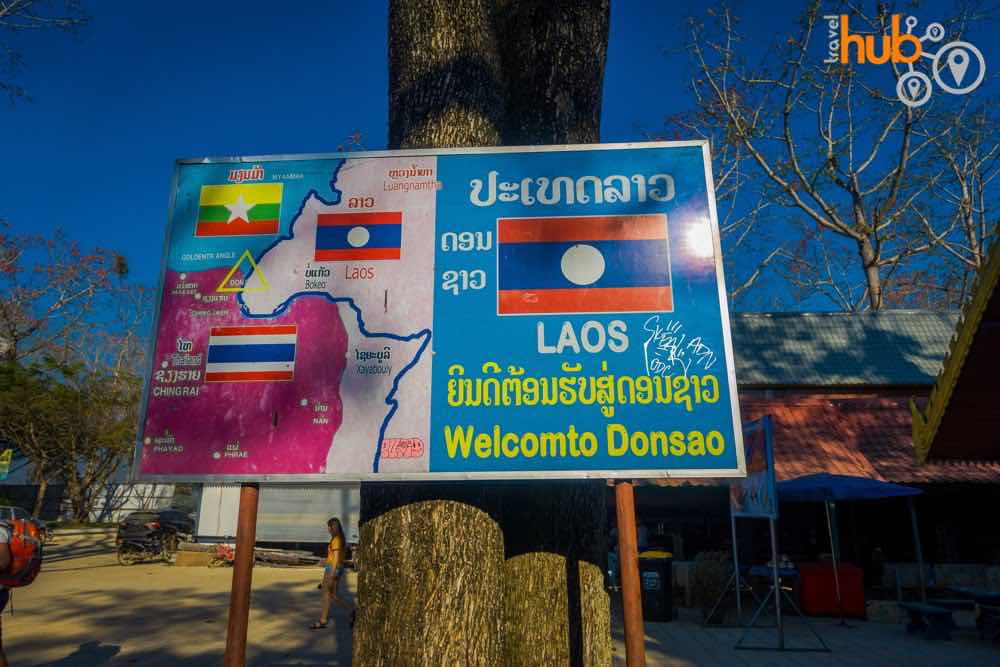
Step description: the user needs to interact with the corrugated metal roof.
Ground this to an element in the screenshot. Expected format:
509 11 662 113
648 396 1000 487
730 311 958 387
748 397 1000 485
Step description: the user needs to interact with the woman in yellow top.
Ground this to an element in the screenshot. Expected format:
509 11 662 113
310 517 355 629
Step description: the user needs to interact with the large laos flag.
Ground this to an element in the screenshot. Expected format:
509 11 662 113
315 211 402 261
496 214 673 315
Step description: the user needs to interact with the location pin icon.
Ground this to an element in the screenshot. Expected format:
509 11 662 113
906 76 922 99
947 50 969 86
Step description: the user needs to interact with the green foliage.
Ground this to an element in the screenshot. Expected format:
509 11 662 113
0 361 66 480
170 484 199 515
0 224 151 520
0 358 141 521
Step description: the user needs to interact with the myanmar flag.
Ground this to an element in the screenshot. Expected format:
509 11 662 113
194 183 283 238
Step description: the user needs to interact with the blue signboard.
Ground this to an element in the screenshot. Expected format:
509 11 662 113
136 142 745 481
730 416 776 517
0 448 11 482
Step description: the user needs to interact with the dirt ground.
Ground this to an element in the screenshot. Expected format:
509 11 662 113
8 532 998 666
6 531 354 666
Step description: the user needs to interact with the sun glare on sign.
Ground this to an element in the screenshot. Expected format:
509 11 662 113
687 221 715 259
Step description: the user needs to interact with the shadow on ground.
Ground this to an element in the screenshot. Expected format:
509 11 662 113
38 641 121 667
15 578 353 667
42 543 115 566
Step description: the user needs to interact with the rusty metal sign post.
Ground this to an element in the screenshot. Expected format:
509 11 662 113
223 483 260 667
615 480 646 667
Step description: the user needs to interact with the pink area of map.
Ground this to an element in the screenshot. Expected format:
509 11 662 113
140 268 347 475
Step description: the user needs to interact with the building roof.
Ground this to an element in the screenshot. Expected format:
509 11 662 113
649 395 1000 487
743 397 1000 484
912 233 1000 463
730 311 958 388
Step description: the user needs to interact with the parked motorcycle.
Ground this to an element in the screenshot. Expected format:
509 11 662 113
115 511 189 565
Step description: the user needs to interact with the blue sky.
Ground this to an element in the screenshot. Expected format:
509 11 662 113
2 1 996 293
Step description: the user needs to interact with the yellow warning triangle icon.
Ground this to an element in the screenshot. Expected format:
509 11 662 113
216 249 270 293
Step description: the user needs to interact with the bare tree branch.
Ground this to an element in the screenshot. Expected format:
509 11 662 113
0 0 88 100
674 0 997 310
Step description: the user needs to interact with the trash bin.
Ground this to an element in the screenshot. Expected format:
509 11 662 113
638 550 673 622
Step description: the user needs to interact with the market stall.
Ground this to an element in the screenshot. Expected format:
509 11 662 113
778 473 926 622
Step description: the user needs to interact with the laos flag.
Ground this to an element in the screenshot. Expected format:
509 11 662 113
497 214 673 315
315 211 402 261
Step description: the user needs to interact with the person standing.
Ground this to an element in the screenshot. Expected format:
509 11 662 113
636 522 649 552
0 523 11 667
310 517 354 630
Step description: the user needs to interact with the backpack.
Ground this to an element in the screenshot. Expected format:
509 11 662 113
0 519 43 588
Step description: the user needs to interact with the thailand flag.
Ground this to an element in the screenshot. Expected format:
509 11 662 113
315 211 402 261
204 325 297 382
497 214 673 315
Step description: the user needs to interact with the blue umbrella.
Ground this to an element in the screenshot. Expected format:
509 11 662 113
778 473 926 622
778 473 922 502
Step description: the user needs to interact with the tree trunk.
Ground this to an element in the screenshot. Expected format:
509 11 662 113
63 467 96 523
67 481 89 523
356 1 612 665
858 237 883 310
355 494 505 665
32 476 49 519
494 3 612 663
499 481 611 667
387 0 504 151
497 0 609 146
355 3 507 665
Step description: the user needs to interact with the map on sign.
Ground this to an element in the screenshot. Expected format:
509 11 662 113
135 143 745 481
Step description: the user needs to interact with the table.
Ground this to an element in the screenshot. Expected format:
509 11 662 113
946 586 1000 606
749 565 798 579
